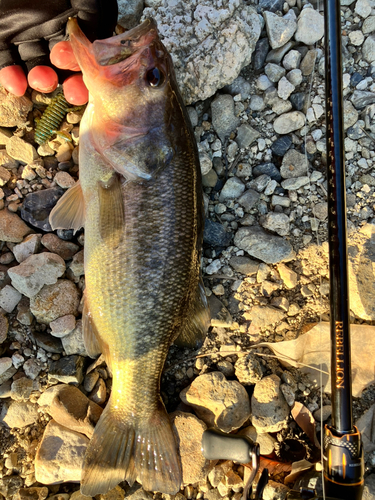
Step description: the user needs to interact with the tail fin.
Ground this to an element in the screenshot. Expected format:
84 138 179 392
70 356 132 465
80 399 182 496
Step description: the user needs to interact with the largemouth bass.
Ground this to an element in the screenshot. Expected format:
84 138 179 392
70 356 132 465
50 17 209 496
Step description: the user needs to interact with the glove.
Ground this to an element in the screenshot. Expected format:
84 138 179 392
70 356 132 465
0 0 118 104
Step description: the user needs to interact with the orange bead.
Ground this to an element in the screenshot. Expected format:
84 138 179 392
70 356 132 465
50 41 80 71
0 65 28 96
63 74 88 105
27 66 58 93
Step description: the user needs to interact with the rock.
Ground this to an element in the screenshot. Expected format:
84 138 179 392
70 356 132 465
271 136 292 156
363 475 375 500
243 305 285 329
230 256 259 275
344 100 359 130
50 315 76 338
295 8 324 45
266 41 295 65
219 177 245 202
251 374 290 432
171 411 211 485
40 384 102 438
289 92 305 111
41 233 79 260
142 1 261 104
260 212 290 236
203 219 232 247
88 377 106 405
259 0 283 12
12 234 42 263
234 353 263 385
13 487 49 500
30 279 80 324
235 124 260 149
280 149 309 179
202 169 218 188
0 313 8 343
0 87 33 127
0 285 22 313
21 187 64 232
32 331 63 354
278 263 298 288
223 76 252 100
281 176 310 190
61 320 87 356
206 260 223 275
10 377 40 402
253 37 270 71
238 189 260 212
313 405 332 422
283 50 301 71
287 69 302 87
350 90 375 109
68 249 84 279
234 226 294 264
253 163 282 182
278 77 295 100
23 359 42 380
265 63 286 83
263 480 290 500
35 419 89 484
363 16 375 34
0 209 33 243
180 371 251 432
211 95 240 142
355 0 372 17
0 401 39 428
6 136 38 164
0 166 11 186
300 49 317 76
208 294 233 328
313 202 328 220
239 426 276 455
264 11 297 50
8 253 66 298
274 111 306 134
199 152 213 176
48 354 85 385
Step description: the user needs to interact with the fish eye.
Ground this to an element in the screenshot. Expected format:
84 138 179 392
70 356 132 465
146 67 164 87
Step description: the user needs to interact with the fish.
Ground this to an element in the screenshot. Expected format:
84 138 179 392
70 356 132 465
49 17 209 496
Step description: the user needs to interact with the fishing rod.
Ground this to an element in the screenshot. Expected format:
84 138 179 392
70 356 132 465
201 0 365 498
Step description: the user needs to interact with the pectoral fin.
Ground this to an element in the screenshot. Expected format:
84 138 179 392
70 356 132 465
98 174 125 249
174 278 210 349
49 181 85 232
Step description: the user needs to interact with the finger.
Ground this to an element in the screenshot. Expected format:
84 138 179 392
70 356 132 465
63 74 88 105
28 66 58 93
0 65 28 96
50 41 80 71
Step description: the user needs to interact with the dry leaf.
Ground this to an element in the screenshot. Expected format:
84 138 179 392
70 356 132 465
291 402 320 449
254 322 375 397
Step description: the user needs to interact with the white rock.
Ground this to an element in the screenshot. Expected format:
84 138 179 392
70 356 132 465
264 11 297 49
277 76 295 100
355 0 372 18
219 177 245 202
0 285 22 313
273 111 306 134
362 34 375 63
282 49 301 70
295 8 324 45
50 315 76 338
349 30 365 45
257 75 273 91
8 253 66 298
12 234 42 263
0 401 39 428
206 259 223 275
286 69 302 86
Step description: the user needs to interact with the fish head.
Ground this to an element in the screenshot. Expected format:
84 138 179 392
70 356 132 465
67 17 176 131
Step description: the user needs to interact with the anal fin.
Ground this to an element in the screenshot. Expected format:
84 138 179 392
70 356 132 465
49 181 85 232
174 277 210 349
98 174 125 249
82 294 102 359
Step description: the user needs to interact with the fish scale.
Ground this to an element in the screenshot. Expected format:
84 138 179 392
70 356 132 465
49 17 208 496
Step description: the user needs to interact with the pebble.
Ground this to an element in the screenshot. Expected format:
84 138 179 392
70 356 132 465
21 187 64 232
0 400 39 428
243 305 284 329
41 384 102 438
211 95 240 142
199 152 213 176
271 136 292 157
0 87 33 127
203 219 232 247
350 89 375 108
0 208 32 243
10 377 39 401
8 253 66 298
23 358 42 380
277 263 298 288
287 69 302 87
280 383 295 406
6 136 38 164
281 176 310 190
260 212 290 236
355 0 372 18
30 279 80 324
363 16 375 34
264 11 297 50
274 111 306 134
35 419 89 484
235 124 260 149
234 353 263 385
238 189 260 212
68 249 84 280
234 226 295 264
12 234 42 263
265 63 286 83
239 426 276 455
251 374 290 432
272 195 290 208
313 405 332 422
259 0 283 12
280 149 309 178
0 284 22 313
253 37 270 71
84 371 100 393
219 177 245 202
349 30 365 46
300 49 317 76
266 41 295 65
180 371 251 432
41 233 79 260
206 259 223 275
230 256 259 275
48 354 85 385
15 487 49 500
88 376 106 404
0 313 8 343
0 165 11 186
283 50 301 70
171 411 211 485
32 330 63 354
289 92 305 111
295 8 324 45
50 315 76 338
263 480 290 500
278 77 295 100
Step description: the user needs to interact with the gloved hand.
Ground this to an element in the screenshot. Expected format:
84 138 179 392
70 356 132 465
0 0 118 104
